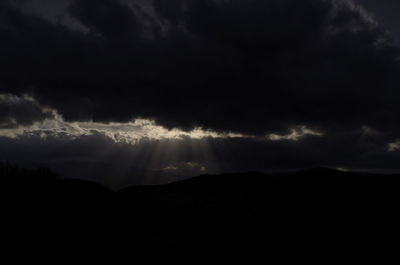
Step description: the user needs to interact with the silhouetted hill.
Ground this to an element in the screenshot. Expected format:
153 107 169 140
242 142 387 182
2 163 400 253
119 168 400 245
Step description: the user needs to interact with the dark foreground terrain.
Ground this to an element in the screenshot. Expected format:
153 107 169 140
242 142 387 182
1 163 400 254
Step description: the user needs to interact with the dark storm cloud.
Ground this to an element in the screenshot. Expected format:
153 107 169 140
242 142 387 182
356 0 400 42
0 0 399 136
68 0 140 39
0 93 53 128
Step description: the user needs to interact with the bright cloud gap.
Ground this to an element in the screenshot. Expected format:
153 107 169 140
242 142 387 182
0 116 247 143
267 126 324 141
388 140 400 152
0 93 326 143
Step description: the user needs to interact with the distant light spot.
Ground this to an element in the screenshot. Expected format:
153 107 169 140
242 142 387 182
388 141 400 152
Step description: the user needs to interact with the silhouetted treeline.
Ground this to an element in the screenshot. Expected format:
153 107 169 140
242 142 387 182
0 161 59 182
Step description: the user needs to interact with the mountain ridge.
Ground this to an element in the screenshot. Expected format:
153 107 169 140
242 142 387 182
1 163 400 249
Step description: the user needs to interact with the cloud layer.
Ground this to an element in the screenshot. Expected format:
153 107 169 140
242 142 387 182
1 0 400 185
1 0 399 135
1 121 399 188
0 93 53 129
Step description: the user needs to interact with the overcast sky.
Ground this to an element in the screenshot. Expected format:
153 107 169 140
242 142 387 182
1 0 400 187
356 0 400 43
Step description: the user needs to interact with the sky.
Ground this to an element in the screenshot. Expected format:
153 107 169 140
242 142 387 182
1 0 400 187
356 0 400 43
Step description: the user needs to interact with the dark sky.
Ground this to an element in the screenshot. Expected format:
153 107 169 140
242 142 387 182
356 0 400 42
1 0 400 187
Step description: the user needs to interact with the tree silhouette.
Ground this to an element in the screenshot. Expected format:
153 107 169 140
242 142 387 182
0 162 60 182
